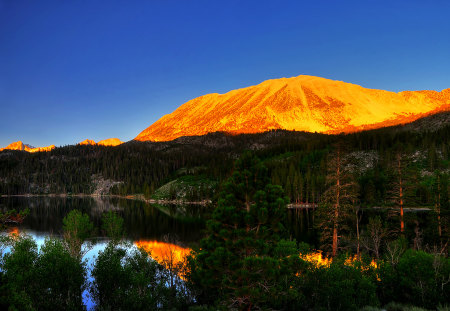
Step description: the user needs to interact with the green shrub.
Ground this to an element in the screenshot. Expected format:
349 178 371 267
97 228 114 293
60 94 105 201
301 260 379 311
378 250 450 309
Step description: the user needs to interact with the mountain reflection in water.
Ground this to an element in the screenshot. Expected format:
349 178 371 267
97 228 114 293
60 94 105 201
0 196 207 244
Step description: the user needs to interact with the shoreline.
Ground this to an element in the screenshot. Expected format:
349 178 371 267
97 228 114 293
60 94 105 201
1 194 432 211
0 193 212 206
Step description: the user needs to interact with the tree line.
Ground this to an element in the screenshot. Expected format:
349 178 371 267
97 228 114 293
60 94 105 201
0 119 448 208
1 152 449 310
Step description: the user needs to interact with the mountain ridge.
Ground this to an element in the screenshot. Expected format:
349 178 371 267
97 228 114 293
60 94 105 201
0 138 124 153
0 141 55 153
135 75 450 142
78 138 123 146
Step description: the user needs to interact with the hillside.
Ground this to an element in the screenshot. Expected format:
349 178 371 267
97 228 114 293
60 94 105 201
0 114 448 209
135 75 450 142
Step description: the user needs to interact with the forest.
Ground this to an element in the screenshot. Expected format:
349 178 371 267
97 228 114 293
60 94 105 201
0 112 449 310
0 152 449 310
0 112 448 209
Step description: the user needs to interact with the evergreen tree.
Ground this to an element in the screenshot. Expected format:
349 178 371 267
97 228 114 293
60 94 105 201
188 152 303 309
318 143 358 257
388 151 413 234
432 172 450 251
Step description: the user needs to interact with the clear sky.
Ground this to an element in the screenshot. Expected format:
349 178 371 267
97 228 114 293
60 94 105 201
1 0 449 147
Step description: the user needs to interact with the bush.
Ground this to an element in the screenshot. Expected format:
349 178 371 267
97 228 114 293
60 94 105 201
378 250 450 309
34 238 86 310
301 259 379 311
0 236 38 310
91 242 192 310
0 236 86 310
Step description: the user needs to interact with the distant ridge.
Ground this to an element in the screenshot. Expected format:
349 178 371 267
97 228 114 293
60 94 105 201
0 141 55 153
0 138 124 153
78 138 123 147
135 75 450 142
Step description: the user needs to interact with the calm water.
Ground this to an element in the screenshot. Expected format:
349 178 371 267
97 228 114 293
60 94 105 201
0 196 210 310
0 196 317 244
0 196 208 244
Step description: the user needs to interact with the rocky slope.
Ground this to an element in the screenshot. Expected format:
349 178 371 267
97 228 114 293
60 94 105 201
135 75 450 142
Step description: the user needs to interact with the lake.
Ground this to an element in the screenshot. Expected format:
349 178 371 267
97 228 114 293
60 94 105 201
0 196 208 243
6 196 398 310
0 196 211 310
0 195 318 244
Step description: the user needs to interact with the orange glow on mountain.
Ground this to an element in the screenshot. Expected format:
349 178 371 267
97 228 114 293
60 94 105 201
78 139 97 145
78 138 123 146
97 138 123 146
0 138 123 153
134 240 191 269
135 75 450 142
0 141 55 153
28 145 56 153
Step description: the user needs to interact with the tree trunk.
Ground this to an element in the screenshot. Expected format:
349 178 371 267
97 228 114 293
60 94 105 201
332 151 341 257
437 177 442 240
398 156 405 233
332 220 338 257
356 208 360 258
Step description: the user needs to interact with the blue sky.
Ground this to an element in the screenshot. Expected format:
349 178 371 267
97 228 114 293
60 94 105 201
1 0 449 147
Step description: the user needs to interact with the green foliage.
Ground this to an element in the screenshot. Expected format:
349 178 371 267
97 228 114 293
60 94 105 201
34 238 86 310
317 143 358 257
300 258 379 311
63 209 94 258
0 236 38 311
152 175 218 201
383 302 430 311
188 152 304 309
101 210 124 242
0 236 86 311
378 250 450 309
91 242 192 311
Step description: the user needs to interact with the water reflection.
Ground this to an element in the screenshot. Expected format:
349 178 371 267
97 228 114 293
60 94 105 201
286 208 318 245
135 240 192 276
0 196 207 244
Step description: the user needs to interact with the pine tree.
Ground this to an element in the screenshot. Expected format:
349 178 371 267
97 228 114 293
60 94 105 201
318 143 358 257
188 152 301 309
432 171 450 251
388 151 412 234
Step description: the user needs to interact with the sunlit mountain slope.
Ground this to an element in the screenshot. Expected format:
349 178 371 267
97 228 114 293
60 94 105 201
78 138 123 146
135 75 450 142
0 141 55 153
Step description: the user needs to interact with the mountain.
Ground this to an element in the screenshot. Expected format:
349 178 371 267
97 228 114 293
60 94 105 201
0 141 55 153
0 138 124 153
97 138 123 146
135 75 450 142
78 138 123 146
79 139 97 145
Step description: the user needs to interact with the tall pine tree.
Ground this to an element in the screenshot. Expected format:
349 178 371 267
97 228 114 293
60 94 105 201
318 142 358 257
188 152 303 309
